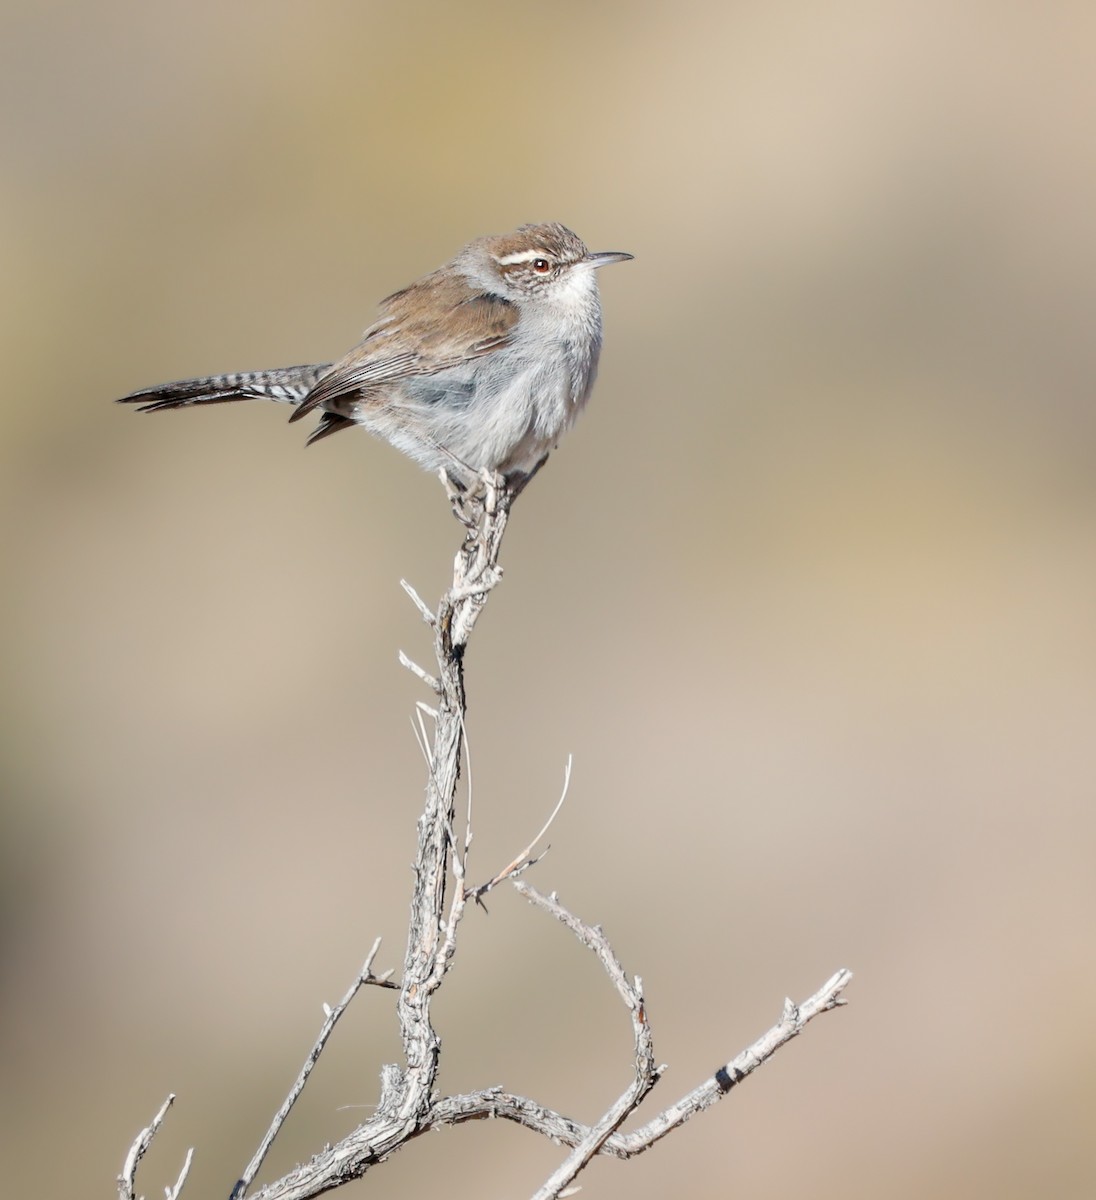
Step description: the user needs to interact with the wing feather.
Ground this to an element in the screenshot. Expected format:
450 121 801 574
290 273 518 423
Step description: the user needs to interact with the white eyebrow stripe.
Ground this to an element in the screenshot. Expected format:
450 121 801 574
494 248 547 265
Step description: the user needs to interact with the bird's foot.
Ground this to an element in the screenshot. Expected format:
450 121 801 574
441 467 506 530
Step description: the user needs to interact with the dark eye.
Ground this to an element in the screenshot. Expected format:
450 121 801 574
532 258 551 273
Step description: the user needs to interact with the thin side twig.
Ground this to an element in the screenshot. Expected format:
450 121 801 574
468 755 573 903
168 1150 196 1200
118 1094 192 1200
232 939 393 1199
457 703 475 874
399 578 436 625
398 649 440 692
514 883 661 1198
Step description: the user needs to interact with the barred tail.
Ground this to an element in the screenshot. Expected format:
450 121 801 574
117 364 333 413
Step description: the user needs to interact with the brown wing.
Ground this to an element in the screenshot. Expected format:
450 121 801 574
289 272 518 424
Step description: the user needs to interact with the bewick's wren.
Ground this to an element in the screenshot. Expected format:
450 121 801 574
119 223 632 492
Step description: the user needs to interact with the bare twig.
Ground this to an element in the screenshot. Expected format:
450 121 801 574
232 940 394 1199
397 649 440 692
513 883 643 1012
118 1094 192 1200
426 966 852 1159
515 883 659 1198
457 704 475 874
170 1150 196 1200
399 578 436 626
468 755 573 903
618 967 853 1152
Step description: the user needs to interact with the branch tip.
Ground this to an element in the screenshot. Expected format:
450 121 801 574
118 1094 185 1200
400 578 437 625
398 649 440 692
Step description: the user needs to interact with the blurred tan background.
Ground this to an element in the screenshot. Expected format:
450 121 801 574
2 1 1094 1197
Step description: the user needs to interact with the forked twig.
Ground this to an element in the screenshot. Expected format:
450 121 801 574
424 966 852 1162
118 1094 192 1200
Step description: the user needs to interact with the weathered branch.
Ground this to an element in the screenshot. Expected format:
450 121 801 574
425 965 852 1157
243 475 515 1200
120 471 851 1200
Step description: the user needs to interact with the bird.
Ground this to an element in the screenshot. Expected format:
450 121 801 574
118 223 633 494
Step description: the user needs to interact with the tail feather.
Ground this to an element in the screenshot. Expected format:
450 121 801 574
118 364 332 413
305 412 358 445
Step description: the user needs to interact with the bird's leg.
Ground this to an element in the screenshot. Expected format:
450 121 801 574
504 454 549 501
445 470 510 606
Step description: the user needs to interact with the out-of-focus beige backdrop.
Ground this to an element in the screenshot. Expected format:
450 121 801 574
2 2 1094 1197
